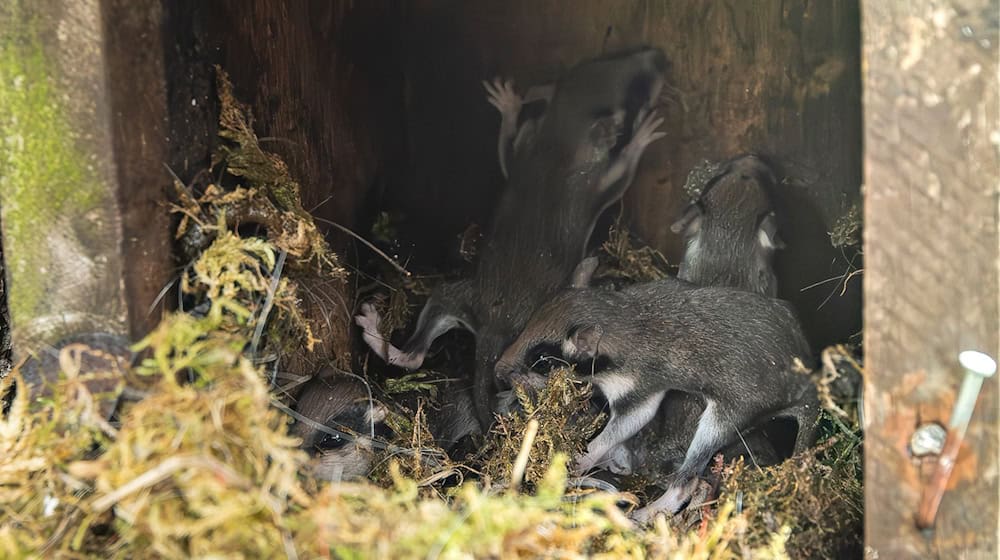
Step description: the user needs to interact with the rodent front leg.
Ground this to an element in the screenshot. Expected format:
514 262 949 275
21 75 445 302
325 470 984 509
483 77 523 179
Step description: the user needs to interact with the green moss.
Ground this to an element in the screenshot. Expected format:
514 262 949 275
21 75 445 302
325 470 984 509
0 8 104 329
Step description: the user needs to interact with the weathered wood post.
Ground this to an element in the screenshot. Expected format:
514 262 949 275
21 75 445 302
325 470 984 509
0 0 172 362
863 0 999 556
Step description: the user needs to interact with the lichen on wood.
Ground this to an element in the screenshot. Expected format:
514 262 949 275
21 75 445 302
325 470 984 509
0 3 118 346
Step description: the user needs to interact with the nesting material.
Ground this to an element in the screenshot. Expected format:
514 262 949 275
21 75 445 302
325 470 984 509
481 368 605 487
599 220 672 283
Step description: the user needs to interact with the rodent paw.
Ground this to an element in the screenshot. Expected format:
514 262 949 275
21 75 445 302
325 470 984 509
632 109 666 148
354 303 380 332
483 77 522 116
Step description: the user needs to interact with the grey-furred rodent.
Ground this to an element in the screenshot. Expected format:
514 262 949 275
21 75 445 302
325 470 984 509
672 154 784 297
290 369 388 482
357 47 669 428
494 275 819 521
616 155 787 480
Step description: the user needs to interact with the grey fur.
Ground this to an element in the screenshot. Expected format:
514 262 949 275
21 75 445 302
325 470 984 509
495 277 819 515
672 154 783 297
357 47 668 428
616 155 786 482
430 385 482 450
291 370 387 482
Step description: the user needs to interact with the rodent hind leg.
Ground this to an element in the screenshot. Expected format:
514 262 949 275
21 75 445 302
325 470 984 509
355 303 421 369
573 390 665 475
633 399 736 520
355 281 476 370
778 395 820 456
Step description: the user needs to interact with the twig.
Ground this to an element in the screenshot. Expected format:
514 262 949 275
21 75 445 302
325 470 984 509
328 368 378 439
147 275 178 316
510 419 540 493
270 398 360 444
251 249 287 357
314 216 411 277
733 425 762 473
308 194 334 213
91 455 248 513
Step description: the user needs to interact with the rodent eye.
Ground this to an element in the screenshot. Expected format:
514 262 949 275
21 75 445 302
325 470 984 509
316 431 350 451
526 342 566 374
531 355 564 374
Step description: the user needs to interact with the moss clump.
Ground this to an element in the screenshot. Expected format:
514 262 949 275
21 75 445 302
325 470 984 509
0 367 107 557
720 427 863 558
213 66 306 217
681 159 725 200
171 67 350 373
829 203 862 248
481 368 605 487
175 68 342 273
599 220 672 283
0 225 796 558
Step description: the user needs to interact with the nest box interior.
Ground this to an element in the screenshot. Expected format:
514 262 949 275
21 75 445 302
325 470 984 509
163 0 863 354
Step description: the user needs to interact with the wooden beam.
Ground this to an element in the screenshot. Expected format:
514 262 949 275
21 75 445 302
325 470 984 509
863 0 999 556
101 0 174 340
0 0 171 358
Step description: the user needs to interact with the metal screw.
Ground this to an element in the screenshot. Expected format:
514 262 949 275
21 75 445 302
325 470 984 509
910 423 946 457
916 350 997 529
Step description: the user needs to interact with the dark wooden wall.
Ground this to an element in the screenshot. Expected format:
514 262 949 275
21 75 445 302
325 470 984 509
164 0 406 240
863 0 999 556
103 0 174 339
0 0 172 356
392 0 863 351
161 0 408 370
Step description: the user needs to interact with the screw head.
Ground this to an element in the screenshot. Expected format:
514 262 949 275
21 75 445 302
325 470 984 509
959 350 997 377
911 423 947 457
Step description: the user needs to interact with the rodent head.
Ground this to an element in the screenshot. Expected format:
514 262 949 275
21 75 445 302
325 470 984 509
672 155 784 296
291 371 389 481
494 293 579 383
495 288 616 384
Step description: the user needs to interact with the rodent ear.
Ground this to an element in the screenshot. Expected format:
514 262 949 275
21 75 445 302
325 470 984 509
670 204 702 236
757 212 785 250
570 257 599 288
567 324 604 359
367 402 388 425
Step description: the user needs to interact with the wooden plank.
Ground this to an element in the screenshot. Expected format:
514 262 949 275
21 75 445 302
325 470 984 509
0 0 171 358
0 0 127 356
863 0 999 556
100 0 174 340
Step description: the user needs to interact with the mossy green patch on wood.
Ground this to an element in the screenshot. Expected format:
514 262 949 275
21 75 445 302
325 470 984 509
0 8 105 331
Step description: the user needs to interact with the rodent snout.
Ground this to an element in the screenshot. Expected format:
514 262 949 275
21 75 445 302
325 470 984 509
494 358 517 383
